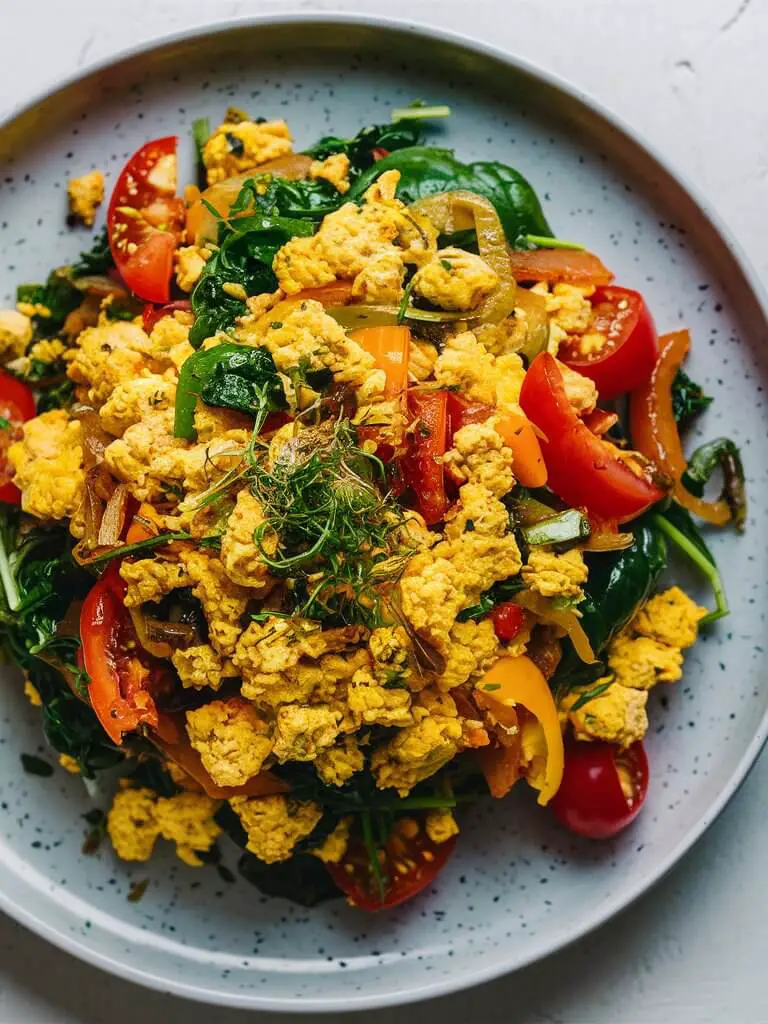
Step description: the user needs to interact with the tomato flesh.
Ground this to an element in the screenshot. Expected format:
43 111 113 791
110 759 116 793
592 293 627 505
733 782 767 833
107 137 185 303
0 372 36 504
326 823 456 910
489 601 526 642
520 353 664 522
80 564 167 744
142 298 192 334
559 286 658 400
550 740 649 839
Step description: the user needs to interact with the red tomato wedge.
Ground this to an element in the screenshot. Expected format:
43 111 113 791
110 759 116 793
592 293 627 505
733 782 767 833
107 137 185 303
326 822 456 910
400 390 449 525
559 286 658 400
0 372 36 505
550 740 649 839
80 565 169 744
520 353 664 522
508 248 614 285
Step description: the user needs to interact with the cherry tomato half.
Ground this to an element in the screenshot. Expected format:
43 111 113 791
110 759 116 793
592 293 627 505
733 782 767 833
142 299 192 334
550 740 649 839
326 820 456 911
107 137 185 303
559 286 658 400
0 371 36 505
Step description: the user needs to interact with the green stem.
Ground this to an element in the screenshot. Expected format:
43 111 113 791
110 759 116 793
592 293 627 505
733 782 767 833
360 809 386 901
652 514 728 624
391 105 451 122
88 532 191 567
0 533 20 612
525 234 586 251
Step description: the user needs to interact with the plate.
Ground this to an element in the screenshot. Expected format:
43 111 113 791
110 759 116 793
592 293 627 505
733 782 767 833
0 13 766 1013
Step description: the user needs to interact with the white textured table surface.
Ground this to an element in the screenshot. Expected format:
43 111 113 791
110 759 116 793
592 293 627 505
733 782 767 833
2 1 767 1021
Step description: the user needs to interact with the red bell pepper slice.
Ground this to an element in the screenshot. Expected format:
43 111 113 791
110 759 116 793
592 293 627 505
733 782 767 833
559 286 658 400
519 353 664 521
80 564 166 744
401 390 448 525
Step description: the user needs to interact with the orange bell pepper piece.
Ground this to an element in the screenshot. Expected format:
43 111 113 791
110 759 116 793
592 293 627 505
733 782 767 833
474 655 565 805
349 325 411 398
495 409 548 488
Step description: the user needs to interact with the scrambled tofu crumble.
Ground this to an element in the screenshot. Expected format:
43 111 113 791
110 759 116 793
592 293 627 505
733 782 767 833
4 108 737 909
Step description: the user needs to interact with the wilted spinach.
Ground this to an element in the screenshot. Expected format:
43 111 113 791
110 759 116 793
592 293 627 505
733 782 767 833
671 369 712 428
347 147 552 245
304 121 425 176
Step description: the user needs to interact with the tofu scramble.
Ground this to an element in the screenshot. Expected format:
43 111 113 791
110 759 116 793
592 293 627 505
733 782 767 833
0 107 745 909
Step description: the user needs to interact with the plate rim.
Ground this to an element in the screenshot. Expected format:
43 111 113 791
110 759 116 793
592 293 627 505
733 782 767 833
1 9 766 1013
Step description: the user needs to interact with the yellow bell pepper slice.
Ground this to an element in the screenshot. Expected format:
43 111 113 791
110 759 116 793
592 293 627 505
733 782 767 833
474 654 564 806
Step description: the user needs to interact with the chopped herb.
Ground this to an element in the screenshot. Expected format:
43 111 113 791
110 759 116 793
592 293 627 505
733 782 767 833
567 679 614 712
270 321 283 329
21 753 53 777
81 809 107 855
440 258 453 271
87 532 191 566
70 227 115 278
127 879 150 903
0 417 9 430
481 683 501 692
457 576 525 622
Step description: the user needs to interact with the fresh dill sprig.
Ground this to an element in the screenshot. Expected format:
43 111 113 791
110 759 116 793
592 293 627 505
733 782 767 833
246 419 412 627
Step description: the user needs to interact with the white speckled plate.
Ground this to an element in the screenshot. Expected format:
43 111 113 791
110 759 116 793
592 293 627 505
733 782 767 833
0 13 766 1014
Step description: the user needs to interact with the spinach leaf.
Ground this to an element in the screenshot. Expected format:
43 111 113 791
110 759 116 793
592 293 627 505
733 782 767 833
174 342 285 439
17 273 81 339
237 850 341 906
457 576 525 623
126 758 182 797
347 147 552 245
553 518 667 690
200 345 287 418
70 227 115 278
671 369 712 429
653 504 728 624
0 511 121 778
189 212 314 348
21 753 54 777
681 437 746 531
231 175 342 221
304 121 425 174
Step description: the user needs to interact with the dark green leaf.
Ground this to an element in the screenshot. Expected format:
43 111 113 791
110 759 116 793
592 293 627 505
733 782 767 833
347 148 552 245
127 759 181 798
566 678 614 712
17 272 80 339
456 576 525 622
21 753 54 777
304 121 424 175
671 369 712 428
236 851 341 906
553 517 667 691
70 228 115 278
681 437 746 531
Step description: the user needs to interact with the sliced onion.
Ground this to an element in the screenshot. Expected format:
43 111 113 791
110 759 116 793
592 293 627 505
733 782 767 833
515 589 596 664
514 287 550 361
97 484 129 547
582 530 634 552
412 190 517 324
129 607 197 659
71 274 130 299
186 154 315 244
327 303 466 330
